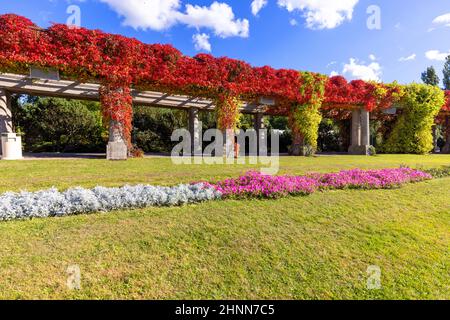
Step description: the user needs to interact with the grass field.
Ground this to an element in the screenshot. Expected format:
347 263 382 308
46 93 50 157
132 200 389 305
0 154 449 192
0 155 449 299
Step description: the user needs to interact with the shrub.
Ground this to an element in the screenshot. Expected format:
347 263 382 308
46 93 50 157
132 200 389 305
0 184 221 221
382 84 445 154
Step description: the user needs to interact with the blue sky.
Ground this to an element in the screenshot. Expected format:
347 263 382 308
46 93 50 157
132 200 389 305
2 0 450 85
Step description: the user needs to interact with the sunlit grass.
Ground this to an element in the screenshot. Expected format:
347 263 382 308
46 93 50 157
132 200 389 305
0 154 448 299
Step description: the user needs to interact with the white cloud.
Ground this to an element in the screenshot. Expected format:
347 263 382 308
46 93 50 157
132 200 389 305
277 0 359 29
342 57 382 81
180 2 249 38
369 54 376 61
99 0 181 31
193 33 212 52
432 13 450 27
99 0 249 38
425 50 450 61
251 0 268 16
330 70 339 77
398 53 416 62
289 18 298 26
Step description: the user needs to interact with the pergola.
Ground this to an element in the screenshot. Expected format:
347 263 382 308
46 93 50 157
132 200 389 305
0 70 385 158
0 14 449 159
0 72 269 159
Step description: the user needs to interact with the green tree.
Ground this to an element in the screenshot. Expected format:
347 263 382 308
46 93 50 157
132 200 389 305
421 66 440 86
13 97 106 152
443 55 450 90
132 106 187 153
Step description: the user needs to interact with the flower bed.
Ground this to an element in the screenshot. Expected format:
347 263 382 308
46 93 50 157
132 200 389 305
205 171 318 198
0 168 433 221
0 184 220 221
207 168 432 199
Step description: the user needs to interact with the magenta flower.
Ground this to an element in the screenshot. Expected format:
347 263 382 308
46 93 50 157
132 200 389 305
204 168 432 199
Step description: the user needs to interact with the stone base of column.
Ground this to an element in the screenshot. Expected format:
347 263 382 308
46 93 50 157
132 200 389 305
290 143 301 156
291 144 313 156
1 133 23 160
442 143 450 154
348 144 371 155
107 141 128 160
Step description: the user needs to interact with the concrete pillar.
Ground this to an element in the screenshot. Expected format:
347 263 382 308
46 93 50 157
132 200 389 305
254 113 266 155
290 132 303 156
432 125 440 153
0 89 13 156
443 116 450 154
189 107 202 156
224 129 235 159
348 108 361 154
107 120 128 160
361 109 370 146
348 108 371 155
0 89 12 133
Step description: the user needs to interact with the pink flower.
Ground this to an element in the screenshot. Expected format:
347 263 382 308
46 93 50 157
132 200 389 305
205 168 432 199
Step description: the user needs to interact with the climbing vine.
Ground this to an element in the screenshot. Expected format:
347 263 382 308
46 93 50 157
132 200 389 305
99 84 133 146
288 72 327 155
0 14 449 156
382 84 445 154
215 93 241 130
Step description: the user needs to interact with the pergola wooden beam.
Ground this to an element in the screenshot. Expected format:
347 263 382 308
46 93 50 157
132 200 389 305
0 73 267 114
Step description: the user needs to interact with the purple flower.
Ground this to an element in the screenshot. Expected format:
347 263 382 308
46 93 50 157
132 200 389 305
205 168 432 199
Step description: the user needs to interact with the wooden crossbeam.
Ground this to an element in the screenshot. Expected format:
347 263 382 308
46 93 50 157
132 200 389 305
0 73 267 114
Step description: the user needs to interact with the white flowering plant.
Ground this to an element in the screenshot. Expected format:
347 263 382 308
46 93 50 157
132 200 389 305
0 184 221 221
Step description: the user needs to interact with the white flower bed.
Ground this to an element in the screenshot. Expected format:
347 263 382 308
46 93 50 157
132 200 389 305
0 184 221 221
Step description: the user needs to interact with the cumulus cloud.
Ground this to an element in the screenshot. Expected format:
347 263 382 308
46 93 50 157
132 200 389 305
251 0 268 16
193 33 212 52
432 13 450 27
425 50 450 61
99 0 249 38
398 53 416 62
180 2 249 38
277 0 359 29
99 0 181 31
342 56 382 81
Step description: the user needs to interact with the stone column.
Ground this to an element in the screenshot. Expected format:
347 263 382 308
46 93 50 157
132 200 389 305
0 89 13 156
254 112 266 155
432 125 440 153
443 116 450 154
189 107 202 156
348 108 361 154
361 109 370 147
290 132 303 156
348 107 371 155
107 120 128 160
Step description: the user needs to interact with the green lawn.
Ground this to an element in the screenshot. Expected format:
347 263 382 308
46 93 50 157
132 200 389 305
0 155 449 299
0 154 449 192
